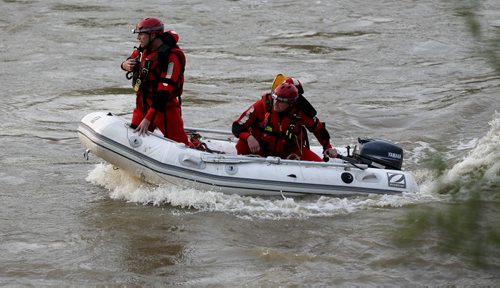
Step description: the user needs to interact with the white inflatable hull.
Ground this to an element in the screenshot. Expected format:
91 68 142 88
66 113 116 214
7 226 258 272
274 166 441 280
78 112 419 197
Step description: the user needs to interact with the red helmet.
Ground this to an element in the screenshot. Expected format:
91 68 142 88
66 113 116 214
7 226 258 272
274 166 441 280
272 82 299 103
284 77 304 95
132 17 164 35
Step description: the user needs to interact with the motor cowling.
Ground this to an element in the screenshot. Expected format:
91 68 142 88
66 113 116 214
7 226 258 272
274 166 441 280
354 138 403 170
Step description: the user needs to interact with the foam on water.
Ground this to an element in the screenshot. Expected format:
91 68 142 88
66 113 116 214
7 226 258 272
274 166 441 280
406 112 500 201
86 165 438 220
432 112 500 198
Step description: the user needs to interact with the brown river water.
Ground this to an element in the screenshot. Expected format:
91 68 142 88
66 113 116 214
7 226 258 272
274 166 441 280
1 0 499 286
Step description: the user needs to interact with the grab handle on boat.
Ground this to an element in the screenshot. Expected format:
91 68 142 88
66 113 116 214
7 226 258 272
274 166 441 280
265 156 281 164
83 149 90 160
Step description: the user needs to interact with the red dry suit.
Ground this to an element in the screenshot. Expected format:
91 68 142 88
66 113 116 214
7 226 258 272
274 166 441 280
232 93 333 162
125 30 189 145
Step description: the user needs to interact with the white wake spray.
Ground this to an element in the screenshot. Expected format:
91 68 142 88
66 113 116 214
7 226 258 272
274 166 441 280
86 163 439 220
434 112 500 197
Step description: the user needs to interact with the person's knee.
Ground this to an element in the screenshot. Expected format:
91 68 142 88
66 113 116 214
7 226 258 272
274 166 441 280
235 140 251 155
300 149 322 162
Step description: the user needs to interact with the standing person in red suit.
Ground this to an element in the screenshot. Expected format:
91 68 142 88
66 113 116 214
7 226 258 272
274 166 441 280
121 17 190 146
232 78 337 162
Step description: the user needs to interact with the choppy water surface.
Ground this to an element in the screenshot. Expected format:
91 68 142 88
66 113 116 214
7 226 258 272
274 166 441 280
1 0 499 286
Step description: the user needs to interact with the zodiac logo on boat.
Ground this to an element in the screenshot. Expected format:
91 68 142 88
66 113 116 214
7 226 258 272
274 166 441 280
387 172 406 188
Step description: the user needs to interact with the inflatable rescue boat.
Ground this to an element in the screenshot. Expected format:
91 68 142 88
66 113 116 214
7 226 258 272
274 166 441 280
78 111 419 197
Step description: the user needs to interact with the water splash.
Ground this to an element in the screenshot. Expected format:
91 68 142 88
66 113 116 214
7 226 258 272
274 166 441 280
438 112 500 197
86 163 438 220
417 112 500 198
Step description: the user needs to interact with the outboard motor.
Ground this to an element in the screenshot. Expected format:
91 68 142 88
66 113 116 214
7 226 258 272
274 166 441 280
353 138 403 170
